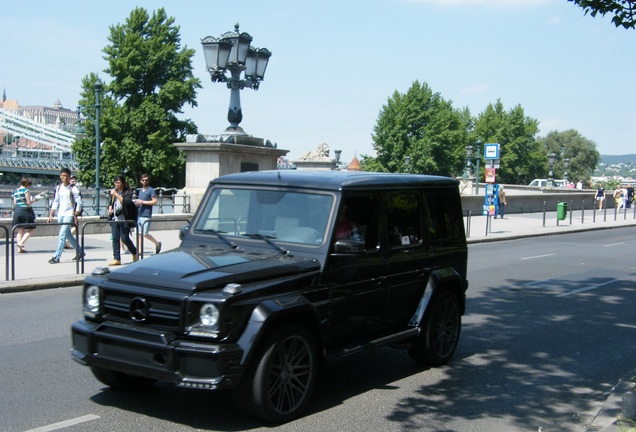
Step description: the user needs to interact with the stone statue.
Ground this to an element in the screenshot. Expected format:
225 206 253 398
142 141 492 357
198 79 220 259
298 143 330 160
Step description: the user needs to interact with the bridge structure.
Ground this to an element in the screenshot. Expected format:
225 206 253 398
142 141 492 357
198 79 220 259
0 108 79 177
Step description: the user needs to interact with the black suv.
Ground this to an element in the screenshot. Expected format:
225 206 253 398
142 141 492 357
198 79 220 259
71 170 468 422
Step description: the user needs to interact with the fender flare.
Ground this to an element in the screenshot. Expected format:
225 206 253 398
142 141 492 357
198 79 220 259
235 295 321 365
408 267 465 328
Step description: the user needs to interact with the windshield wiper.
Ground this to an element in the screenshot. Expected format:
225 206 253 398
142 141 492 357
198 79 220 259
243 233 292 256
194 229 238 249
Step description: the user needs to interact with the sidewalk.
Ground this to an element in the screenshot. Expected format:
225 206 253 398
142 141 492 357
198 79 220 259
466 208 636 243
0 230 183 292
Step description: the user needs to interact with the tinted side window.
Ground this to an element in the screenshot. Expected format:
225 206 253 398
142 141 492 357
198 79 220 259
423 188 465 244
335 194 379 250
386 191 422 248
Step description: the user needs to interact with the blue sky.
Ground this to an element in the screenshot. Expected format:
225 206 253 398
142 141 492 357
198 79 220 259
1 0 634 163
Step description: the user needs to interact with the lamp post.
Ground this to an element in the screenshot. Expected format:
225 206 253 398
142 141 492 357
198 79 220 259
547 153 556 188
334 149 342 170
404 156 410 173
466 140 482 194
75 82 102 214
563 158 570 184
201 23 271 136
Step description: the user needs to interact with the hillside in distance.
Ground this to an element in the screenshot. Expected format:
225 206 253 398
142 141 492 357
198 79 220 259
600 154 636 165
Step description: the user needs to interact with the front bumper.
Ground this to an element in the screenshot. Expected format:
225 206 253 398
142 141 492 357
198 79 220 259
71 319 244 390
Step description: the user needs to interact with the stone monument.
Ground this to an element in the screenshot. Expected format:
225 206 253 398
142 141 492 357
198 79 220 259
175 134 288 212
294 143 336 171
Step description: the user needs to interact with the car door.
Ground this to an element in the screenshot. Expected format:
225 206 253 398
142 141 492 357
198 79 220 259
322 192 387 346
384 189 429 327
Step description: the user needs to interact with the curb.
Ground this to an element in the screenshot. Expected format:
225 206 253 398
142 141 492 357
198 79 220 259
0 274 85 294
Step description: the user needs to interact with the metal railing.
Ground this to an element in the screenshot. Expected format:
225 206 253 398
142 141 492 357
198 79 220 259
0 226 8 281
10 221 80 280
138 217 191 259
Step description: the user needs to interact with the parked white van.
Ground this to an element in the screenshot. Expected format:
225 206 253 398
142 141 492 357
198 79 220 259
528 179 565 187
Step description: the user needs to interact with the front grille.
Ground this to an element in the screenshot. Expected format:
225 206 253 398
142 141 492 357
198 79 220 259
102 288 183 331
179 354 220 378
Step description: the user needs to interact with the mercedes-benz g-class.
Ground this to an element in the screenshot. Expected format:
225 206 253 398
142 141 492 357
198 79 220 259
71 170 468 422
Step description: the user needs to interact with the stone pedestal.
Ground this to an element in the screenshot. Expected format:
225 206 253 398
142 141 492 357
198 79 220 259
174 140 288 212
294 158 336 171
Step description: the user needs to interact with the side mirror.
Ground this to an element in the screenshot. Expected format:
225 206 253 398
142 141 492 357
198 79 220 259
179 224 190 241
332 239 365 254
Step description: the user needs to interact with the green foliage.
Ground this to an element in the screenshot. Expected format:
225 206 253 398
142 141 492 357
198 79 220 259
367 81 470 176
538 129 600 184
568 0 636 29
475 100 544 185
71 7 201 189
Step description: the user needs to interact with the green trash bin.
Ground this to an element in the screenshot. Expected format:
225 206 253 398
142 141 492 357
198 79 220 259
557 202 568 220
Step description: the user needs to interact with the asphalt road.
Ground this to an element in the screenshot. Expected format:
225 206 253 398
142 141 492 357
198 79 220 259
0 228 634 432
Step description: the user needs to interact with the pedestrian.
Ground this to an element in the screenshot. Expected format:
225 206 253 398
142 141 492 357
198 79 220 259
497 185 507 219
134 173 162 255
617 184 627 210
107 174 138 266
576 180 583 190
626 185 634 209
595 183 606 210
65 175 82 249
614 184 624 210
47 168 84 264
12 177 37 253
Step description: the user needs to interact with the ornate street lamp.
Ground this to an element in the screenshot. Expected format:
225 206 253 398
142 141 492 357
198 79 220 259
75 81 102 214
563 158 570 184
334 149 342 170
201 23 271 136
547 153 557 188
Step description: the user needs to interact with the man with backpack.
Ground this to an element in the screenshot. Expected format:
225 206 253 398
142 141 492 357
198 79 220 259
47 168 84 264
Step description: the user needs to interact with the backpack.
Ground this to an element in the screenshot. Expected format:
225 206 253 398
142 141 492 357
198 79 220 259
54 183 81 212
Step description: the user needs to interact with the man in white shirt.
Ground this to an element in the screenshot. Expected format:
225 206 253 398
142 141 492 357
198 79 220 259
47 168 84 264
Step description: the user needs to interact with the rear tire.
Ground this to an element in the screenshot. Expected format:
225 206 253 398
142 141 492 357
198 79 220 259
408 290 461 366
90 366 156 391
233 325 317 423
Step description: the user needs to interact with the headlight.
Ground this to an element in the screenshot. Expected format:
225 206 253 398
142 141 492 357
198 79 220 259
200 303 220 327
84 285 100 315
187 302 221 338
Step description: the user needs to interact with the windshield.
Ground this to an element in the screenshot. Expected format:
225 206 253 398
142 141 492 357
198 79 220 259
193 188 335 246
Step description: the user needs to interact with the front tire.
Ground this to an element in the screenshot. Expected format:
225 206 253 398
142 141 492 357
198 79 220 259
90 366 156 391
408 290 461 366
234 325 317 423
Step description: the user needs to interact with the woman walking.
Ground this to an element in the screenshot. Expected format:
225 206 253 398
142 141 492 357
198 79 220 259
12 177 37 253
107 175 138 265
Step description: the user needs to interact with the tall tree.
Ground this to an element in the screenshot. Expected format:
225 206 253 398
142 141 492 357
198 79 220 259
72 7 201 189
538 129 600 184
363 81 469 176
475 100 544 185
568 0 636 29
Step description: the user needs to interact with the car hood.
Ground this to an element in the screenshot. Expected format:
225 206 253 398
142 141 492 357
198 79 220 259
100 246 321 292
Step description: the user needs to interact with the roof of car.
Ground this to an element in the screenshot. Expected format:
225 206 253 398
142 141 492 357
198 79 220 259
211 170 459 191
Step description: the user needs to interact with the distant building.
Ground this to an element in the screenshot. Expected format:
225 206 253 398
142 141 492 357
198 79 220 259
1 92 78 134
347 155 361 171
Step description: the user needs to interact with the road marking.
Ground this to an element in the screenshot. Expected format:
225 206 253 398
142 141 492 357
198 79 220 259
602 242 624 247
520 253 555 260
556 279 617 297
24 414 100 432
